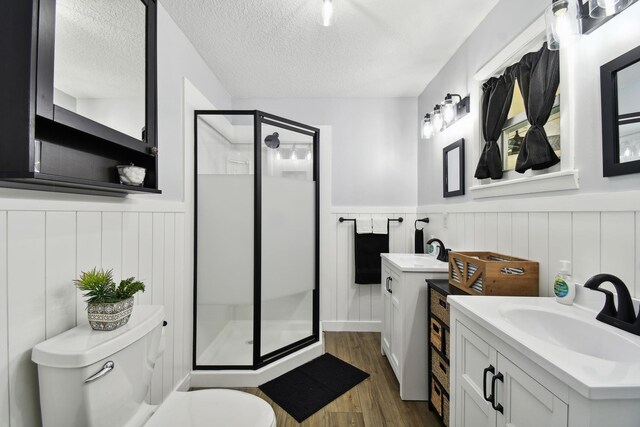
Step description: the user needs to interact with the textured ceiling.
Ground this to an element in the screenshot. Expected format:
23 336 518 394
160 0 499 98
54 0 146 99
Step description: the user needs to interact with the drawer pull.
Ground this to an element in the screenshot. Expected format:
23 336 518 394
482 365 495 402
439 300 447 308
491 372 504 414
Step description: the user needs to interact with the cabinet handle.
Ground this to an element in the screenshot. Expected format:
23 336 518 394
482 365 495 402
491 372 504 414
439 300 447 308
387 277 393 294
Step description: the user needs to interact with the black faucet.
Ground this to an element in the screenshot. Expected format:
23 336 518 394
426 238 450 263
584 273 640 336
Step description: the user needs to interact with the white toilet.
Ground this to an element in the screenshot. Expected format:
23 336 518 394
32 306 276 427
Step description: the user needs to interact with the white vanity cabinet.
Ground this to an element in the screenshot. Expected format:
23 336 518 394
450 298 640 427
380 255 448 400
455 322 567 427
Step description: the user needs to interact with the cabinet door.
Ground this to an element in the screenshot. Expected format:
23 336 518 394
496 354 568 427
381 267 392 356
455 323 497 427
389 271 402 376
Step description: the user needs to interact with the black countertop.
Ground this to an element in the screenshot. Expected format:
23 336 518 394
426 278 470 296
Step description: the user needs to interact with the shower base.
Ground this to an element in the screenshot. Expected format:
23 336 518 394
197 320 314 366
191 321 323 388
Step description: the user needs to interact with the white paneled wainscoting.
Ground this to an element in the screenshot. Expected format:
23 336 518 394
0 207 188 427
322 206 640 333
321 210 419 332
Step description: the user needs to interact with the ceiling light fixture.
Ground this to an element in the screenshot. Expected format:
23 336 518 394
322 0 334 27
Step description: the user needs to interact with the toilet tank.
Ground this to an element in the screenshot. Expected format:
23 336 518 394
32 306 165 427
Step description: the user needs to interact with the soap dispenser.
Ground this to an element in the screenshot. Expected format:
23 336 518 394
554 260 575 305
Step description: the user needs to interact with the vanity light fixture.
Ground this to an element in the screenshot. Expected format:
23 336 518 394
421 113 434 140
545 0 581 50
322 0 334 27
432 105 444 133
589 0 634 17
545 0 638 49
443 93 471 125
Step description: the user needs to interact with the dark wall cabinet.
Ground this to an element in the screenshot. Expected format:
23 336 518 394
0 0 160 196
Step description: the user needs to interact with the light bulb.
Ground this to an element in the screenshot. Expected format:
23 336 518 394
545 0 580 51
590 0 631 17
432 107 444 132
443 99 456 125
421 115 433 140
291 146 297 160
624 147 632 158
306 149 312 160
322 0 334 26
276 151 281 160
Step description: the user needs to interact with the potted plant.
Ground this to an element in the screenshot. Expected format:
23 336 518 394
74 268 145 331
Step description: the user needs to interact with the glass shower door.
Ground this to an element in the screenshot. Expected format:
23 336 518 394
259 113 319 361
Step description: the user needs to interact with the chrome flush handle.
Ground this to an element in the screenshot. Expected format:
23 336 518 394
85 361 115 383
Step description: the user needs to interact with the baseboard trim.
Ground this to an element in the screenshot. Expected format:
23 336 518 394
322 320 381 332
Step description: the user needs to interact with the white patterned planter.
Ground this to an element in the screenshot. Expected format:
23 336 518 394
87 297 134 331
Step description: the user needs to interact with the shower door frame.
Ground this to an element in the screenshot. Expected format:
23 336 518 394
193 110 320 371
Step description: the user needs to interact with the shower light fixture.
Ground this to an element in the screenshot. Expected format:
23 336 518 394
421 114 433 140
322 0 334 26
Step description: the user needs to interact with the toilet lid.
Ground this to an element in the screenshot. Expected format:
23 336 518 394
145 389 276 427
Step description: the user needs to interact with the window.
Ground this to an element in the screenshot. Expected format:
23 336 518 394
499 83 561 171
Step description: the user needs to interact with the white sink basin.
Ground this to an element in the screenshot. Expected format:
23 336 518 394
381 253 448 272
448 295 640 399
499 304 640 362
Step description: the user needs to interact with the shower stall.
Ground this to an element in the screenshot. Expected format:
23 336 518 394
193 110 319 370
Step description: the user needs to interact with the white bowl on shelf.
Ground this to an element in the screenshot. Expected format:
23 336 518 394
116 164 146 187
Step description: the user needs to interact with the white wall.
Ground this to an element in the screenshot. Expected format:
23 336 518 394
0 4 232 426
232 98 418 207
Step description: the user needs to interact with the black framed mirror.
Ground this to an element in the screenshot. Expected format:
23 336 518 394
601 44 640 177
443 139 465 197
36 0 157 154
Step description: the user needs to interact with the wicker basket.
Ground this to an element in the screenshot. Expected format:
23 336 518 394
430 318 443 353
87 297 134 331
431 380 443 416
432 351 449 392
443 394 450 426
449 252 539 296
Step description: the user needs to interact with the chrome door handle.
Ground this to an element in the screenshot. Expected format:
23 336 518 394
85 361 115 383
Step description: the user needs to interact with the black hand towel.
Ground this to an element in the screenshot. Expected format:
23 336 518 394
415 229 424 254
354 232 389 285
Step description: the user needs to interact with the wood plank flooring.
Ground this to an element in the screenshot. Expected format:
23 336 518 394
237 332 442 427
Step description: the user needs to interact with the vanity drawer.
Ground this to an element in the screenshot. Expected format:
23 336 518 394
430 317 443 352
432 351 449 392
430 289 450 326
431 379 443 417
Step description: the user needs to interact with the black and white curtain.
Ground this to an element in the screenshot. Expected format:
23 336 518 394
475 43 561 179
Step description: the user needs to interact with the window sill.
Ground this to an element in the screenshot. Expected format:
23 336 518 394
469 169 579 199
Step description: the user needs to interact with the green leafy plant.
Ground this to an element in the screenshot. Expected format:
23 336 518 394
74 268 145 304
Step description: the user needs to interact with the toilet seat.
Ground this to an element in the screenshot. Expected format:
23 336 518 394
145 389 276 427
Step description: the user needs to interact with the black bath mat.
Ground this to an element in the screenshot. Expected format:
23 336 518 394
259 353 369 422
